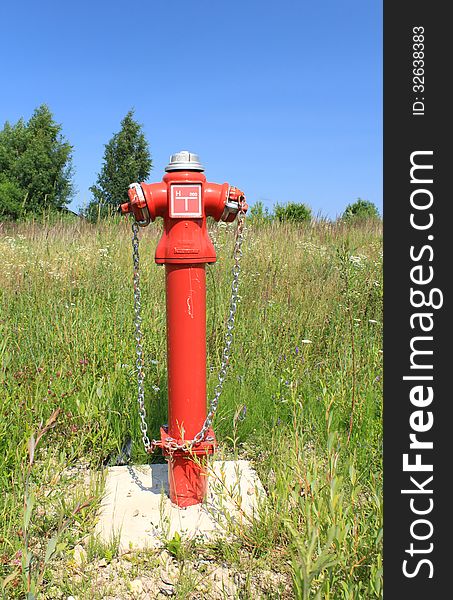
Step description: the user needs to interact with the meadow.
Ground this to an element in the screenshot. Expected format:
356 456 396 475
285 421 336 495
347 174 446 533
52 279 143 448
0 216 382 599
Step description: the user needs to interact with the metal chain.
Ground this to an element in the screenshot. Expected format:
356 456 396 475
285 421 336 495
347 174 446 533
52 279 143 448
131 208 246 453
132 222 152 453
189 208 246 447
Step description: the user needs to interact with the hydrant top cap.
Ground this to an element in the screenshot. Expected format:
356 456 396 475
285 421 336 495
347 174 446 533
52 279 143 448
165 150 204 172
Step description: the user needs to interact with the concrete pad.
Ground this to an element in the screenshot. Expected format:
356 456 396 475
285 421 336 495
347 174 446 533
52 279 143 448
95 460 265 550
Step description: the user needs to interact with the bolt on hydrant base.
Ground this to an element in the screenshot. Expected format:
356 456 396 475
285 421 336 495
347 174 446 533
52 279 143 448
95 460 265 551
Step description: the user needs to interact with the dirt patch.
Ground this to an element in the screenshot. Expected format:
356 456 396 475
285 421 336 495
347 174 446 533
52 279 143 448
44 547 292 599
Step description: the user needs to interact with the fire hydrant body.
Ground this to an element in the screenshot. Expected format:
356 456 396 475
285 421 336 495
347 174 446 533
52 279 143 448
120 151 246 507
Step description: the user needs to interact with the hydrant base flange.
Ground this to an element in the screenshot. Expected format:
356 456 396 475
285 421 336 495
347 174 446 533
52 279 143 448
153 426 217 507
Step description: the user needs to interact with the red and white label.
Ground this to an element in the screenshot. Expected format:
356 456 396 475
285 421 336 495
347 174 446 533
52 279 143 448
170 184 202 218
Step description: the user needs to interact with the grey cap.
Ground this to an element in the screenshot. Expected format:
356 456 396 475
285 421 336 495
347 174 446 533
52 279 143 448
165 150 204 172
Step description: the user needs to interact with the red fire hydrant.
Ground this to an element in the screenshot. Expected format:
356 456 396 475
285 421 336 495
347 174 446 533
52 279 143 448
120 151 247 507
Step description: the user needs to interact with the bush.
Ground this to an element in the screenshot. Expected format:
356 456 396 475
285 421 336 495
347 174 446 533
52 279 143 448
248 200 273 225
274 202 312 223
342 198 380 221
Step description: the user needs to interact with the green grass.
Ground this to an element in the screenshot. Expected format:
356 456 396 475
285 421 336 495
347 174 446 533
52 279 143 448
0 216 382 598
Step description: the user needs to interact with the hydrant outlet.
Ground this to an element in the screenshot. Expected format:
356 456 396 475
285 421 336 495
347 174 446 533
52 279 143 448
119 183 151 226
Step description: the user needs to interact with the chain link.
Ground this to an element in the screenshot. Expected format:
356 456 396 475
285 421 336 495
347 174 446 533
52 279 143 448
131 207 246 453
132 222 152 453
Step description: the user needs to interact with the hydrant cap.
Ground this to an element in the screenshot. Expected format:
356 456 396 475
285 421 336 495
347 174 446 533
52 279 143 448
165 150 204 172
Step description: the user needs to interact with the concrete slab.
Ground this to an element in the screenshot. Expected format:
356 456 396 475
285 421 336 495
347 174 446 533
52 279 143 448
95 460 265 550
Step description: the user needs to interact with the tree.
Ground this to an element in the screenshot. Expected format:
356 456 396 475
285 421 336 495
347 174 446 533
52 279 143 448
342 198 380 221
0 178 26 220
86 110 152 219
274 202 312 223
248 200 273 225
0 105 74 218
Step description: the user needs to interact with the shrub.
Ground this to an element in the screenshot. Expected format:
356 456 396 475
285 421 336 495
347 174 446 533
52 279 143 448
342 198 380 221
274 202 312 223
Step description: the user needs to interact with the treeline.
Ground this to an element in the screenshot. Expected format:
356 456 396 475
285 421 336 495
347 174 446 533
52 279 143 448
0 105 151 221
0 104 380 223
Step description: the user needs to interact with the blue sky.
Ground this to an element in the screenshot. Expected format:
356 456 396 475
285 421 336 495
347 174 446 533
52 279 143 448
0 0 382 218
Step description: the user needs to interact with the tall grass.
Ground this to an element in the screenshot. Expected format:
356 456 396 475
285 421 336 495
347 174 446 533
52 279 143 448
0 216 382 598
